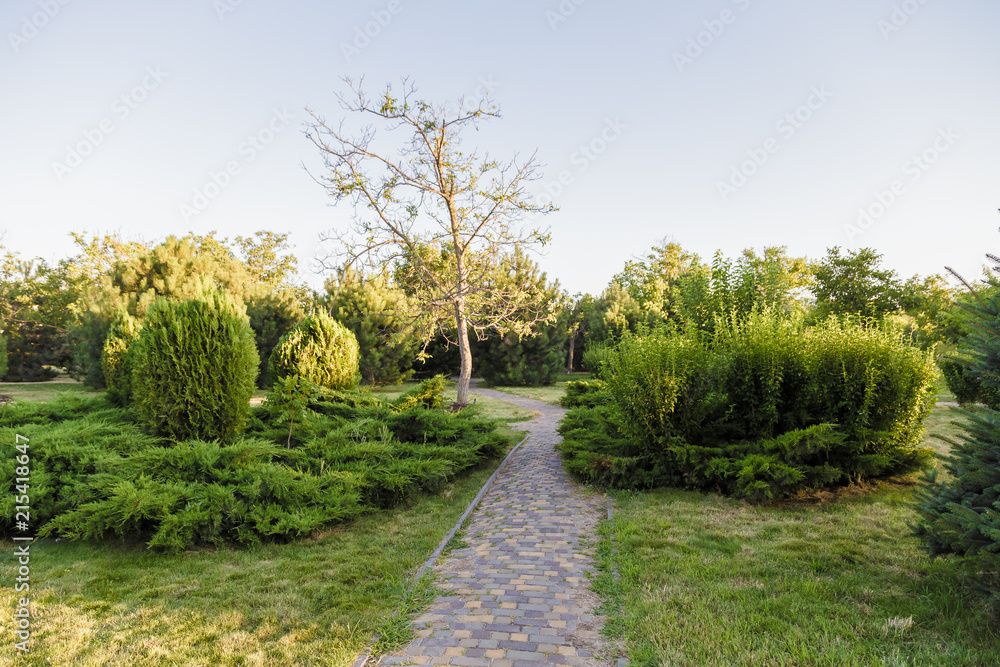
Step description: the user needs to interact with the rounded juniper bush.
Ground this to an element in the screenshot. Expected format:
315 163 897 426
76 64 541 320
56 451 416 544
131 291 259 442
267 309 360 390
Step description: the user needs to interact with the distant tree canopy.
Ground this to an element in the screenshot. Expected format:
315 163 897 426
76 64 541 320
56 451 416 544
99 231 300 316
0 251 78 381
0 226 963 388
474 248 568 387
587 241 811 345
576 241 956 371
811 246 903 320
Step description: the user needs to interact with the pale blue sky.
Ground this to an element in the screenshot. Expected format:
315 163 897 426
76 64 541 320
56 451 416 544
1 0 997 294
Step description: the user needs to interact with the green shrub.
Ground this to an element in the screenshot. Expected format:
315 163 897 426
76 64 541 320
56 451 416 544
2 320 59 381
37 438 365 551
131 291 259 442
263 374 322 447
0 333 7 380
558 312 937 502
245 290 305 388
268 310 359 390
938 354 1000 408
916 261 1000 614
603 331 724 450
581 342 613 379
324 271 420 386
556 405 662 488
393 374 446 413
939 356 978 405
101 311 141 406
4 381 510 553
804 317 937 452
475 322 566 387
715 310 811 438
560 379 608 408
67 310 113 388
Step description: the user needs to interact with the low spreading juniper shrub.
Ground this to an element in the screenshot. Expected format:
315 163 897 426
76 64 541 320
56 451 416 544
0 397 158 534
560 379 608 408
3 375 510 553
392 374 447 412
0 393 109 428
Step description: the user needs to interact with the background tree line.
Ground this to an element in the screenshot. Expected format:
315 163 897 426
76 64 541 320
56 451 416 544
0 231 970 389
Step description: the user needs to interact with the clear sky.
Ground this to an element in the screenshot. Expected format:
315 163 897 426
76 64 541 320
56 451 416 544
1 0 997 295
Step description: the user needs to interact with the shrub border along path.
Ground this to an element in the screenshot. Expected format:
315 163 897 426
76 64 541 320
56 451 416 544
374 385 619 666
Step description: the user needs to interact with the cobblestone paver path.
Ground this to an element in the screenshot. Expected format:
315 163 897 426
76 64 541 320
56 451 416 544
378 385 611 666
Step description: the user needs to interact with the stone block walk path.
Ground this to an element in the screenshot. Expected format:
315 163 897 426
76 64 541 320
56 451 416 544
377 385 614 666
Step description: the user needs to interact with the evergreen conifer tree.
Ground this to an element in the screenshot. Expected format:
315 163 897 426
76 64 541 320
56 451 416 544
323 268 420 386
915 255 1000 612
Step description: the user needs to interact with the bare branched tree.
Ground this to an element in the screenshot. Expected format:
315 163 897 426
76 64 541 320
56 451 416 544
305 78 555 405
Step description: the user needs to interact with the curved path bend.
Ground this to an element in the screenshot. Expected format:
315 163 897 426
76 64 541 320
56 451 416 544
378 386 613 667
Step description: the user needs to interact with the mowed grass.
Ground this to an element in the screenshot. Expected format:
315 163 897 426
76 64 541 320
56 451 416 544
486 372 593 406
596 402 1000 666
0 380 101 403
1 389 529 666
372 380 537 421
933 372 958 404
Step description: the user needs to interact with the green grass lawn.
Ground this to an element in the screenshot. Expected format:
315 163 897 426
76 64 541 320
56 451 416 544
486 372 592 406
595 402 1000 666
371 379 537 421
0 380 102 403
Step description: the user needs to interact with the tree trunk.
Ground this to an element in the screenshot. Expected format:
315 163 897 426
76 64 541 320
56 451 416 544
566 324 578 374
455 298 473 406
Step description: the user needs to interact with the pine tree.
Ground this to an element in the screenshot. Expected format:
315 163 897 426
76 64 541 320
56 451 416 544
915 255 1000 613
322 268 420 386
475 249 568 387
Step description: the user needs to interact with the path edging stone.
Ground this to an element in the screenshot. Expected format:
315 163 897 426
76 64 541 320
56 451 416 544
351 430 530 667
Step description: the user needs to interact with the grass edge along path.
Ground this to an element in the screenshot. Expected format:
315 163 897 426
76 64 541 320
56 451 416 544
354 430 531 665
